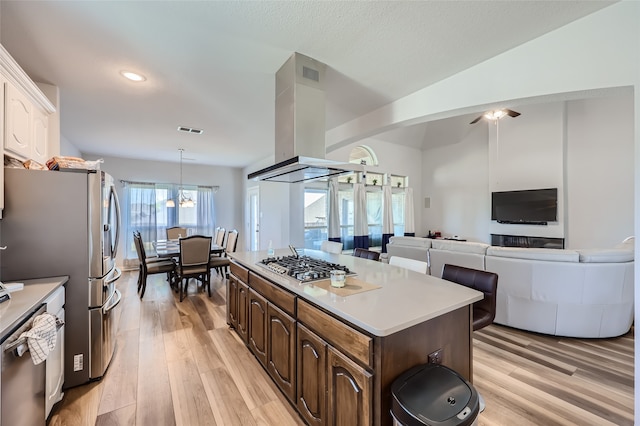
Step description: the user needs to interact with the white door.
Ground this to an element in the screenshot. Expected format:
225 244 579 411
248 186 260 251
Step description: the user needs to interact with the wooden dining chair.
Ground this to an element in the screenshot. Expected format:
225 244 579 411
134 230 165 264
166 226 187 240
211 227 226 258
134 232 176 298
177 235 213 301
214 227 226 247
210 229 239 278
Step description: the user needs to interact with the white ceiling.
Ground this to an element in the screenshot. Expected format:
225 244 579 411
0 1 614 167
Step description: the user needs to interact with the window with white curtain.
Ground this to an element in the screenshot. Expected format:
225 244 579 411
338 187 355 249
303 188 328 250
122 181 216 266
303 145 409 251
366 187 382 247
392 191 405 236
303 181 406 251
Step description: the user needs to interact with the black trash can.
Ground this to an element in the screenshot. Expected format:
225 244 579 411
391 364 479 426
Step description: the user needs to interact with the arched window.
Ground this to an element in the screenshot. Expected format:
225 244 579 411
349 145 378 166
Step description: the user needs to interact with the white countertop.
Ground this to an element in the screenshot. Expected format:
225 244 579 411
0 276 68 340
230 249 483 337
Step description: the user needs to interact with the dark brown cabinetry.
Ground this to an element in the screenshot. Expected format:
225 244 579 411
297 300 373 426
327 346 372 426
237 280 249 343
267 303 296 402
297 324 327 425
228 262 250 332
227 274 239 328
228 260 473 426
248 288 268 367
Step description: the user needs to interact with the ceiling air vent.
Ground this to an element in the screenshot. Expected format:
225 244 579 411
177 126 203 134
302 65 319 82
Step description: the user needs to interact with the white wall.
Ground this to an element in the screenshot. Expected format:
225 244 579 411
59 134 82 157
421 95 633 248
243 155 294 251
421 122 489 242
566 93 635 248
84 154 244 266
328 138 424 234
488 102 566 240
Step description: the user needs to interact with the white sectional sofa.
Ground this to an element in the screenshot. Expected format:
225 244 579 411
386 236 635 338
384 236 431 263
429 240 489 278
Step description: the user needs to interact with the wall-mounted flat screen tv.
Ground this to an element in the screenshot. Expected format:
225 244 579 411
491 188 558 224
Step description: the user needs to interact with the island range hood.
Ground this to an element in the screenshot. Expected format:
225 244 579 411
248 53 362 183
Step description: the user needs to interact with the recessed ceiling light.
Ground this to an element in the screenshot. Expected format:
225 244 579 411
120 71 146 82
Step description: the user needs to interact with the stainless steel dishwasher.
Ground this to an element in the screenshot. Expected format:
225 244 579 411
1 304 47 426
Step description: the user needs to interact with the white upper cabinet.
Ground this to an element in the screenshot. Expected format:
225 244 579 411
31 103 49 163
5 81 33 159
1 44 56 165
0 43 58 217
4 79 51 164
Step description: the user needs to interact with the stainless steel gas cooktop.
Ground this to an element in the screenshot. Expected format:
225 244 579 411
257 255 354 283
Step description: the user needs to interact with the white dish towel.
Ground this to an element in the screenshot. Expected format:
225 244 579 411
19 312 59 365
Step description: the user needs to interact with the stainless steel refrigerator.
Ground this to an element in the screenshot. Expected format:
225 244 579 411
1 167 122 388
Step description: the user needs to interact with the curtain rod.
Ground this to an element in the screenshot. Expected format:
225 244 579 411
120 179 220 191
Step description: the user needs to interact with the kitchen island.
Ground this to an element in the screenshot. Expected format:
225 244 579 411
228 249 482 426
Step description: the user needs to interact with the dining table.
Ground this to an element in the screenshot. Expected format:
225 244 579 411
153 239 224 258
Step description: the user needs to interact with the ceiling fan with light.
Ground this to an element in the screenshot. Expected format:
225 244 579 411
469 108 521 124
469 108 521 159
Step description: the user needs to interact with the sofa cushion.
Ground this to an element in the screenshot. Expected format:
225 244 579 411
388 236 431 248
486 246 579 262
430 240 489 254
577 248 634 263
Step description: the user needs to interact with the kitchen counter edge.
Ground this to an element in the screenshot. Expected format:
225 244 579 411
0 276 69 340
229 249 482 337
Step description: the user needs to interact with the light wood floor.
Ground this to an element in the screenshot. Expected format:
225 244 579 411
48 271 634 426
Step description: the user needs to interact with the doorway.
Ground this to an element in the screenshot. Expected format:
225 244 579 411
247 186 260 251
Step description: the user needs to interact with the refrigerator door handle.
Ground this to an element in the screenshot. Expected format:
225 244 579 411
105 267 122 287
110 185 121 260
103 289 122 314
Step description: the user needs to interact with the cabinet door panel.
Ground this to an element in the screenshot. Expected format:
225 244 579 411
267 303 296 402
5 83 31 157
237 280 249 344
248 289 268 366
32 107 48 163
298 299 372 368
327 347 372 426
227 275 239 328
297 324 327 426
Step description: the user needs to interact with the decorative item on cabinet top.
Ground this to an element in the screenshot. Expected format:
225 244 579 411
4 154 102 171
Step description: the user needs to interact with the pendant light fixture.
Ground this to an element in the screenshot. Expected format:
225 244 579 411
166 148 195 208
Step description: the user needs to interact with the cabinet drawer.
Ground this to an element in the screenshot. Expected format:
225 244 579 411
249 272 296 317
230 261 249 282
298 299 372 368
